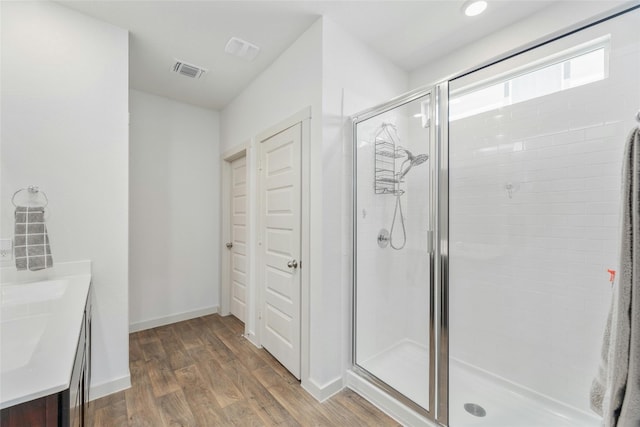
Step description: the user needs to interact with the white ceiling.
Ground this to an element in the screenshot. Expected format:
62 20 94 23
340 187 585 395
58 0 559 110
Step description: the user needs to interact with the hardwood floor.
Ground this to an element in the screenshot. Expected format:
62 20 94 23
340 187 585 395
89 314 400 426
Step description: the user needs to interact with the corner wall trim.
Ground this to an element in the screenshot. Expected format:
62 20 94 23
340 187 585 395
301 376 345 403
129 306 219 333
89 374 131 401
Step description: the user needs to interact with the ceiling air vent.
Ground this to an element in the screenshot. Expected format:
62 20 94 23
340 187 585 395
172 60 207 79
224 37 260 61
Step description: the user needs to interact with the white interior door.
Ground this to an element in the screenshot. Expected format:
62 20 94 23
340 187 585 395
259 123 302 379
230 156 247 322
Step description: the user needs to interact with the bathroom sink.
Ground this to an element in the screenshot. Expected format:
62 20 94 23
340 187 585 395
0 262 91 409
0 315 48 374
1 280 67 307
0 281 68 375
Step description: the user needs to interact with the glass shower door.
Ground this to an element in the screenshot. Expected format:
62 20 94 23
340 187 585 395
353 90 434 415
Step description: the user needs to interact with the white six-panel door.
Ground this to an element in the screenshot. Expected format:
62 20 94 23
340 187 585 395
259 123 302 379
230 156 248 322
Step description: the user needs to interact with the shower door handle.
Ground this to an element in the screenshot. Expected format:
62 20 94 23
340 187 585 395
427 230 434 254
287 259 298 269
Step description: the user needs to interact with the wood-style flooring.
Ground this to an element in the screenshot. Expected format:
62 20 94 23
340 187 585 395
88 314 400 426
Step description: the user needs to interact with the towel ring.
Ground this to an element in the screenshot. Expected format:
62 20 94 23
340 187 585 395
11 186 49 208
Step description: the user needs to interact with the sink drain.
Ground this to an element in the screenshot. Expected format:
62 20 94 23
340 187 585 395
464 403 486 417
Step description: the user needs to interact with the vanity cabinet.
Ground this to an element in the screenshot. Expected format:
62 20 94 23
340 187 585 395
0 286 92 427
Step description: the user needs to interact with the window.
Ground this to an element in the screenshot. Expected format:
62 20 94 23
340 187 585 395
450 37 609 121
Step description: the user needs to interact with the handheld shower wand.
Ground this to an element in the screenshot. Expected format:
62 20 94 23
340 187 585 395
389 148 429 250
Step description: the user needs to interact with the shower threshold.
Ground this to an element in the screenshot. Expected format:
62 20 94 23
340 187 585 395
360 339 430 410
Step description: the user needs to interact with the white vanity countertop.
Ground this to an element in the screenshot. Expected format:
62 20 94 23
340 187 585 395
0 260 91 409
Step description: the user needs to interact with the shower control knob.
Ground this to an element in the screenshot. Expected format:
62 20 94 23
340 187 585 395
287 259 298 269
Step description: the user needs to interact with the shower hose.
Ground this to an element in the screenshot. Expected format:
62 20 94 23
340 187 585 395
390 190 406 250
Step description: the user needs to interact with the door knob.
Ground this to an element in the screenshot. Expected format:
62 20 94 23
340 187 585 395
287 259 298 269
225 242 233 249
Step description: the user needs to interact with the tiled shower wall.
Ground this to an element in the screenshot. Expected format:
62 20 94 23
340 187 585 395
449 10 639 413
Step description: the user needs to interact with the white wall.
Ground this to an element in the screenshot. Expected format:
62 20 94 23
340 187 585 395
1 1 130 397
129 89 220 331
410 1 631 87
321 18 408 388
220 19 323 153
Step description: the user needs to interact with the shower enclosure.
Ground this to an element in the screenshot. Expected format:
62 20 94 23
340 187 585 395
351 6 639 427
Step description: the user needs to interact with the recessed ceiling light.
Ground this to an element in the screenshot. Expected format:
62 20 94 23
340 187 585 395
463 0 488 17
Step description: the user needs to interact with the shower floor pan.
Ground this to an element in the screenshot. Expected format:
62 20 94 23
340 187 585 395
361 340 599 426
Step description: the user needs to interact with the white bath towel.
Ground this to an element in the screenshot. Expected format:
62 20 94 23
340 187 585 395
591 127 640 426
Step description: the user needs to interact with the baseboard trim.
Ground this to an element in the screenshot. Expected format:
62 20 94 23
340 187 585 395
245 331 261 348
302 376 344 402
89 374 131 401
129 306 219 333
346 370 435 427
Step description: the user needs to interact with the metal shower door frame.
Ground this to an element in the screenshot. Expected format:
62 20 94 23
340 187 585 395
434 81 450 426
351 85 443 422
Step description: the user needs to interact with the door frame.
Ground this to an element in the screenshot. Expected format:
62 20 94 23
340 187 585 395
221 149 249 324
255 107 312 380
222 107 312 376
221 144 249 327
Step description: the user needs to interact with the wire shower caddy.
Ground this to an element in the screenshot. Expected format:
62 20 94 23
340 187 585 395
374 123 404 195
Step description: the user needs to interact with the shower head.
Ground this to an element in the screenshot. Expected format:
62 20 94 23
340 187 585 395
411 154 429 166
397 148 429 179
398 148 427 164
